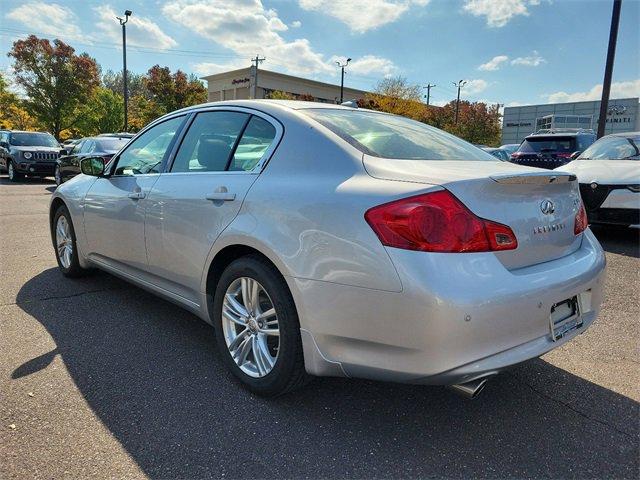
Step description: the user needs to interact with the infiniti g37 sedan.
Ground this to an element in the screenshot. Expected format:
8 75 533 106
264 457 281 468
49 100 606 398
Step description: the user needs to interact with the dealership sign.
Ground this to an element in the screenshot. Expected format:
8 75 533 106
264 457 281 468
232 78 250 85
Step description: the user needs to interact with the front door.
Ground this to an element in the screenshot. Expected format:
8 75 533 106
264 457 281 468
144 110 280 301
83 115 186 272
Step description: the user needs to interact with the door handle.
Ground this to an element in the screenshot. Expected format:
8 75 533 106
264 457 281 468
128 191 146 200
205 192 236 201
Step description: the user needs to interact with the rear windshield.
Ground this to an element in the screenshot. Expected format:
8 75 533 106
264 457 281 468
10 132 59 147
578 136 640 160
303 109 495 161
519 136 575 153
95 137 130 152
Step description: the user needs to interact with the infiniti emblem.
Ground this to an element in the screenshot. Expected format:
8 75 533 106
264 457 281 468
540 199 555 215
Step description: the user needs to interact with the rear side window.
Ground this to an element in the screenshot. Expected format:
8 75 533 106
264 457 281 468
302 109 494 161
229 116 277 171
171 111 249 172
520 136 575 153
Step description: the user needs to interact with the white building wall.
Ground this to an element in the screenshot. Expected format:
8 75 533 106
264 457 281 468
502 98 639 145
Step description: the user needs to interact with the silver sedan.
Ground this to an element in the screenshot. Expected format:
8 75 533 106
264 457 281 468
49 100 606 398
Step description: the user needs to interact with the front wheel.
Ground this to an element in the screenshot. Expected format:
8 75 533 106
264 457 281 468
52 205 88 277
212 256 309 396
8 162 23 182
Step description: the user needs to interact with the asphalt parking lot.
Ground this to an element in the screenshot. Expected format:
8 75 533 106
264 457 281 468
1 176 638 479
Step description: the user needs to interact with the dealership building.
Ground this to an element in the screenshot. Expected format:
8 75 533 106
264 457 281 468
202 66 368 104
502 97 640 145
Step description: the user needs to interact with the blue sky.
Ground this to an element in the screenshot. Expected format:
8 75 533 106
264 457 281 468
1 0 638 107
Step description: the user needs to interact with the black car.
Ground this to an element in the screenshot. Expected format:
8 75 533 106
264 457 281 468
480 147 510 161
55 135 131 185
0 130 62 182
509 129 596 170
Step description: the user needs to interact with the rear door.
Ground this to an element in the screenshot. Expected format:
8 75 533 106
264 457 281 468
144 108 281 300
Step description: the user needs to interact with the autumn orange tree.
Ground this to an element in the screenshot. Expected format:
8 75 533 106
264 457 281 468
431 101 502 146
8 35 100 138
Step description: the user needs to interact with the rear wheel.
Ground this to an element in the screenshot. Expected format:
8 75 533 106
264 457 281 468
8 162 23 182
212 256 309 396
52 205 88 277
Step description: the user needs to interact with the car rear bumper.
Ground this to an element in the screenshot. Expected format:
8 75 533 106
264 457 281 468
294 229 606 385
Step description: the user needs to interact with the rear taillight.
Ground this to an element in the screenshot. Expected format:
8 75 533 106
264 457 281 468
574 202 588 235
364 190 518 253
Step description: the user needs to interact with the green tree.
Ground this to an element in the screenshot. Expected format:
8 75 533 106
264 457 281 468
432 101 502 146
361 76 430 121
0 73 38 130
8 35 100 138
75 87 124 136
144 65 207 114
265 90 295 100
102 69 148 99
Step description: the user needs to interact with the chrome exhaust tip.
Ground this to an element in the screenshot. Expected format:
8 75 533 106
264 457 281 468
446 377 489 399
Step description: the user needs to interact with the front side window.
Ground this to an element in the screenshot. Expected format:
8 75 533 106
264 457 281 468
114 116 184 175
171 111 249 173
229 116 277 171
302 109 494 160
9 132 59 147
579 136 640 160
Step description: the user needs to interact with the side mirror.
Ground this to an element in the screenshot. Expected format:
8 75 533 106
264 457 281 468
80 157 105 176
0 141 8 150
570 151 581 160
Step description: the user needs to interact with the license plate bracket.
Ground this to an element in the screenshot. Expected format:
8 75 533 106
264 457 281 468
549 296 582 341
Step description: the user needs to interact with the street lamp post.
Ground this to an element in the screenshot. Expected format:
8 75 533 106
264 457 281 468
597 0 622 138
452 79 467 124
336 58 351 104
117 10 132 132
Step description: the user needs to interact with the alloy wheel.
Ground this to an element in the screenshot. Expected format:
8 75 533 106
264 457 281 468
221 277 280 378
55 166 61 186
8 162 14 180
55 215 73 268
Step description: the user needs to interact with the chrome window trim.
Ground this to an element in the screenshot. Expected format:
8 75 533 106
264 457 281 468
163 105 284 175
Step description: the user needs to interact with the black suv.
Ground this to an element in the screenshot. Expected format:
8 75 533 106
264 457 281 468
0 130 62 182
509 129 596 170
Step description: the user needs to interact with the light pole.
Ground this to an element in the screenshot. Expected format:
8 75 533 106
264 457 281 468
117 10 132 132
452 79 467 124
597 0 622 138
336 58 351 104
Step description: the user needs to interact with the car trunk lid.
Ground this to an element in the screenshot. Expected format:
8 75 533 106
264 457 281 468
363 156 583 269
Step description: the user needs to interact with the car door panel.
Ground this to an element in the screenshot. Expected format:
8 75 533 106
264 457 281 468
145 172 258 300
83 174 160 273
81 115 187 275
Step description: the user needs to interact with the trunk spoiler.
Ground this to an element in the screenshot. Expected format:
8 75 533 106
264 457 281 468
490 172 577 184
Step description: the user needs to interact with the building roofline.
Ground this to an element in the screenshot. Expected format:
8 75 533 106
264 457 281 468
504 97 639 110
201 67 369 95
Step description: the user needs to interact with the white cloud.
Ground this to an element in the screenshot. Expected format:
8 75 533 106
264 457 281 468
192 60 250 77
545 79 640 103
94 6 177 49
332 55 399 77
6 2 85 42
163 0 332 75
299 0 430 33
465 79 489 95
290 20 302 28
511 50 546 67
478 55 509 71
462 0 541 28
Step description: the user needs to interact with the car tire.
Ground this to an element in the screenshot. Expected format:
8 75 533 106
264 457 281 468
8 161 23 182
212 255 309 396
52 205 88 278
55 165 63 186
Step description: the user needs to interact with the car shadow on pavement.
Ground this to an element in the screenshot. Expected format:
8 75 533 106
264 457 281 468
14 268 639 479
591 225 640 258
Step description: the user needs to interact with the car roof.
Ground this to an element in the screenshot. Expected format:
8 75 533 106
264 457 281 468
171 99 360 116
